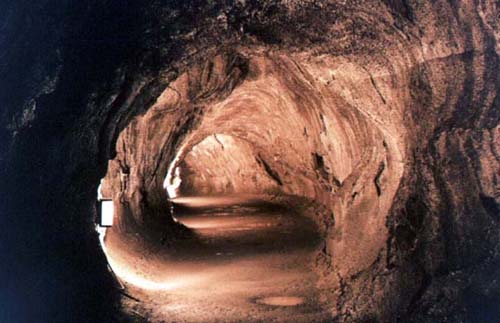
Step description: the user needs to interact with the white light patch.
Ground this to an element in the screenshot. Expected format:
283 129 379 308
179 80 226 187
164 142 189 199
166 166 182 198
100 200 114 227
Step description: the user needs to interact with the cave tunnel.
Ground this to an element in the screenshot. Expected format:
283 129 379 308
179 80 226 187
1 1 499 323
174 134 281 197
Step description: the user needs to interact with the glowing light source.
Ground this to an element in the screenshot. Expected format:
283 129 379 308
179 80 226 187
99 199 114 227
97 179 114 227
164 142 189 198
166 166 182 198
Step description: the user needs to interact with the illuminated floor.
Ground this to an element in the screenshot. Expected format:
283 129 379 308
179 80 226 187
104 196 330 322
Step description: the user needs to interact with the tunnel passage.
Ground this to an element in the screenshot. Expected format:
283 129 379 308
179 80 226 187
100 52 404 266
95 51 407 322
176 134 280 196
2 1 499 322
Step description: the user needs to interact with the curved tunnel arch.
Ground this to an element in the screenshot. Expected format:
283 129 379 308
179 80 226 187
1 1 498 321
98 50 408 291
169 133 282 197
15 9 496 322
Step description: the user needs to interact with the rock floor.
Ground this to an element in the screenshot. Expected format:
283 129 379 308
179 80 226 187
104 196 331 322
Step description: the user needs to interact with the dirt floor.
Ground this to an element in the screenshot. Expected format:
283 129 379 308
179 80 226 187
103 196 332 323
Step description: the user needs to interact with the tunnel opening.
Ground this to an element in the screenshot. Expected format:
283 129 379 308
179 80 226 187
166 133 289 232
2 2 499 322
171 133 281 199
91 50 409 322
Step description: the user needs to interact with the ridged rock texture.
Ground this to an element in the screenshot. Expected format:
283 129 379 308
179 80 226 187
0 1 498 322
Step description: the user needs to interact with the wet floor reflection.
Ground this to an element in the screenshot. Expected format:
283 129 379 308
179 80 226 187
169 196 320 260
105 196 330 322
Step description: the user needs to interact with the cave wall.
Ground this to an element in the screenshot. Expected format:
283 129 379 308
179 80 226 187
1 0 498 322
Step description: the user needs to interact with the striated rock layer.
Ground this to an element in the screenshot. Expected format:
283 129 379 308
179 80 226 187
0 0 498 322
